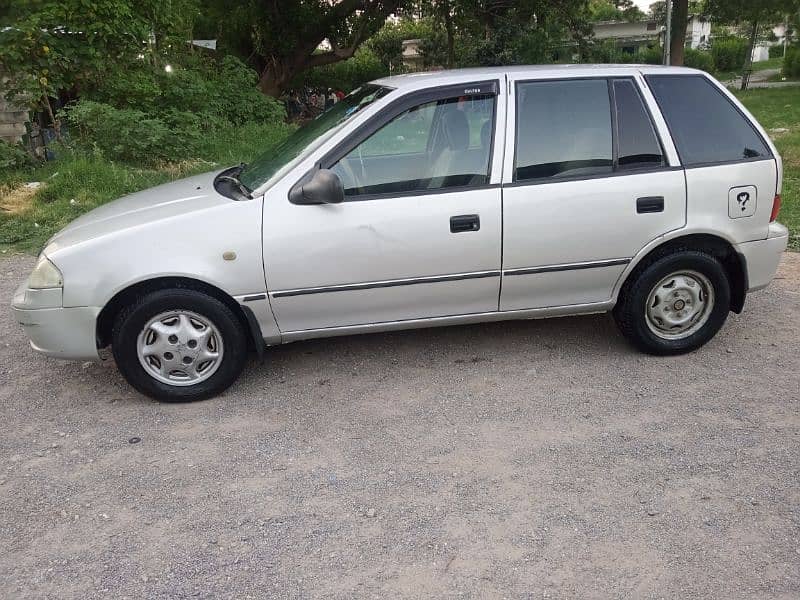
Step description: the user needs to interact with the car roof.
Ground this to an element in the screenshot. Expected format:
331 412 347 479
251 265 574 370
371 64 704 91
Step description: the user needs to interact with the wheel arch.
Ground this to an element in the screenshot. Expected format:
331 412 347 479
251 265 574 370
96 276 261 352
616 233 747 313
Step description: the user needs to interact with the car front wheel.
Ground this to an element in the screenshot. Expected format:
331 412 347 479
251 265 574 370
613 250 731 355
112 288 248 402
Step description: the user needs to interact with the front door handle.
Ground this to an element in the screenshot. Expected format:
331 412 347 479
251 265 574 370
450 214 480 233
637 196 664 213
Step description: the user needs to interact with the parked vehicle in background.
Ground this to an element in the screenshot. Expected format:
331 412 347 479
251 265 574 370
13 65 788 402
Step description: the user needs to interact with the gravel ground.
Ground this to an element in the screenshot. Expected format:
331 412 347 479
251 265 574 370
1 252 799 599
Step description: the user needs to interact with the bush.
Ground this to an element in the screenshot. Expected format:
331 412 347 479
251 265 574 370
586 40 629 64
784 46 800 78
711 37 749 72
684 48 714 72
294 47 387 92
637 45 663 65
89 55 284 127
769 44 784 59
0 140 32 171
63 100 200 164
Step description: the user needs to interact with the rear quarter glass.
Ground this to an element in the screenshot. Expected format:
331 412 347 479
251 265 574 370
644 74 771 166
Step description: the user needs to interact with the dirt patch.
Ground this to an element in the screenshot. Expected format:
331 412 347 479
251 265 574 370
0 182 42 214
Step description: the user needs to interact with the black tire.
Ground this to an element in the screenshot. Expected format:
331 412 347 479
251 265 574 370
613 250 731 355
112 288 248 402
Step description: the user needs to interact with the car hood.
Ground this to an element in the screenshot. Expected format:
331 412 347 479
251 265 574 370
45 170 230 254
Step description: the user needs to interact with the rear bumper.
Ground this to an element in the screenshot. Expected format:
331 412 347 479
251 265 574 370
12 283 101 361
736 223 789 292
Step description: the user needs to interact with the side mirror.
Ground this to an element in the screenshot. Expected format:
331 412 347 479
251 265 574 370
289 168 344 205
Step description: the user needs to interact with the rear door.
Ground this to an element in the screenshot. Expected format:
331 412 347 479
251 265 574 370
499 75 686 311
262 81 504 333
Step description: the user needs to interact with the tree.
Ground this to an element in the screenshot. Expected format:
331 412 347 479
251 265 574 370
670 0 689 65
204 0 404 97
430 0 594 66
366 16 444 71
0 0 151 139
648 0 705 65
587 0 646 22
706 0 800 89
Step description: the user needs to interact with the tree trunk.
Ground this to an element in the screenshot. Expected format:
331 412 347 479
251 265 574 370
258 62 291 98
741 19 759 91
669 0 688 65
40 90 61 142
441 0 455 69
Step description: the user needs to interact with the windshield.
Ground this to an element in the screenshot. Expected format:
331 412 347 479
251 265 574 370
240 84 392 190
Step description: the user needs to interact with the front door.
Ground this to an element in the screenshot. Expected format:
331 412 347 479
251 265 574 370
263 82 503 333
500 76 687 311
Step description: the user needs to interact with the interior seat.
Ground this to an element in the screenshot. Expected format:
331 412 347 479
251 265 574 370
427 109 471 189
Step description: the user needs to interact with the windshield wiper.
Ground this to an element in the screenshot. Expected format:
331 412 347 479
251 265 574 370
215 163 252 200
216 175 252 199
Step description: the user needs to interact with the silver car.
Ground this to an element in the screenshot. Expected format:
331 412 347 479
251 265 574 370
13 65 788 401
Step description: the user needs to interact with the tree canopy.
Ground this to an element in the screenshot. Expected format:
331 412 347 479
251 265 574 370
196 0 403 97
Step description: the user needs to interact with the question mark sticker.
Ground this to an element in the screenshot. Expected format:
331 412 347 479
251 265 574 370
737 191 750 212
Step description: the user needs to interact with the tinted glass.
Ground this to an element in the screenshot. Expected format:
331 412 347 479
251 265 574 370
331 94 495 197
646 75 770 166
515 79 612 181
613 79 664 170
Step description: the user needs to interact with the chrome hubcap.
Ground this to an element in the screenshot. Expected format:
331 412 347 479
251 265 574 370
645 270 714 340
136 311 223 386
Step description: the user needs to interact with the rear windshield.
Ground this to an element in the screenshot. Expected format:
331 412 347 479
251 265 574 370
645 75 770 166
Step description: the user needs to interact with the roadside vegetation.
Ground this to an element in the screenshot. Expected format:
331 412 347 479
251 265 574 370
1 0 799 253
735 86 800 249
0 54 293 252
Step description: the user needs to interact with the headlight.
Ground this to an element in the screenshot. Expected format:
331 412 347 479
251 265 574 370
27 255 63 289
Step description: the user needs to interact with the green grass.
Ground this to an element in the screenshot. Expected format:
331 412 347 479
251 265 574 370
753 56 785 72
735 86 800 249
713 57 784 83
0 121 292 253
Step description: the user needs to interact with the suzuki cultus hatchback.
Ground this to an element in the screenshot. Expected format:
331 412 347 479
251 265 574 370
13 66 788 401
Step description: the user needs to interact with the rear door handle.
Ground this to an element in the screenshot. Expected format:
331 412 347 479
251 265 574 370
637 196 664 213
450 214 480 233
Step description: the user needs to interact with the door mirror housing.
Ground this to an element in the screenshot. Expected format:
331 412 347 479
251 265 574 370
289 169 344 205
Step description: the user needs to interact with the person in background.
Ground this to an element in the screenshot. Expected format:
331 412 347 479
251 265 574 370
324 88 335 110
286 90 301 120
335 89 345 101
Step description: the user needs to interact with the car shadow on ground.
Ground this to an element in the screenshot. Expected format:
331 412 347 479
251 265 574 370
236 311 632 391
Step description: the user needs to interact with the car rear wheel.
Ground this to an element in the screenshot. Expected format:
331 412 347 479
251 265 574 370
112 289 248 402
613 250 731 355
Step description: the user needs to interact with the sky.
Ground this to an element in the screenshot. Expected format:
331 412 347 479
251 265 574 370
631 0 655 13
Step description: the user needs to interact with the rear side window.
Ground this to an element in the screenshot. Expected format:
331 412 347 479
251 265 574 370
646 75 770 166
515 79 613 181
613 79 664 170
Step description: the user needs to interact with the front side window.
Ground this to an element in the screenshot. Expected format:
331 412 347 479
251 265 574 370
646 74 770 166
515 79 613 181
331 93 495 197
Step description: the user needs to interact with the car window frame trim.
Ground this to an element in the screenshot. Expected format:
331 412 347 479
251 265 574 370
312 79 501 203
